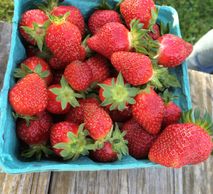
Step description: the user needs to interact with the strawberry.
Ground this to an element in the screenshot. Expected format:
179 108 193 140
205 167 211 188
99 73 139 111
45 13 85 64
9 73 48 116
111 52 153 86
161 90 182 129
83 102 112 140
90 142 117 162
86 55 111 84
132 88 165 135
122 119 157 159
87 20 149 59
88 10 122 34
111 51 180 91
156 34 193 67
149 110 213 168
17 111 53 160
51 5 85 36
148 24 160 40
120 0 156 29
47 77 83 114
50 122 94 160
109 106 132 122
51 70 64 85
49 57 69 70
47 84 71 115
14 56 53 85
19 9 49 50
90 124 128 162
162 102 181 129
64 61 93 91
17 111 52 145
65 98 99 125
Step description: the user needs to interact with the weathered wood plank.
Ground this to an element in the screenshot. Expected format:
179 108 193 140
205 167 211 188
0 22 11 88
49 168 175 194
0 172 51 194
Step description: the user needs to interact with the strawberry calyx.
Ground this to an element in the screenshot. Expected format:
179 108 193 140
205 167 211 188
161 89 178 105
149 61 181 91
109 123 129 160
182 109 213 135
94 123 128 160
81 35 93 58
21 20 50 51
48 11 70 25
148 8 159 33
37 0 59 14
14 63 50 79
54 124 96 160
99 73 139 111
50 76 83 109
12 112 37 127
97 0 113 10
129 19 159 57
21 144 54 160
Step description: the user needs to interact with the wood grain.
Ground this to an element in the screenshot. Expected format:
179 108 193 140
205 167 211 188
0 23 213 194
0 172 51 194
49 169 176 194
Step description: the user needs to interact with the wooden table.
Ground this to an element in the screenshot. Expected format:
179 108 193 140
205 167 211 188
0 22 212 194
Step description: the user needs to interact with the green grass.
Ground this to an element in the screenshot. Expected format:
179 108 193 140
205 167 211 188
156 0 213 43
0 0 213 43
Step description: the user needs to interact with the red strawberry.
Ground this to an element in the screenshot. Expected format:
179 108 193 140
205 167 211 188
49 57 69 70
161 90 182 129
83 103 112 140
122 119 157 159
51 70 64 85
86 55 111 84
87 20 148 59
109 106 132 122
90 142 117 162
157 34 193 67
9 73 48 116
148 24 160 40
132 88 165 135
45 15 85 64
65 98 99 125
17 111 53 160
19 9 49 50
64 61 93 91
47 84 71 114
14 56 53 85
149 110 213 168
162 102 181 129
111 51 153 86
50 122 93 159
17 111 52 145
51 5 85 36
90 125 128 162
99 73 139 111
47 77 83 114
88 10 122 34
120 0 156 29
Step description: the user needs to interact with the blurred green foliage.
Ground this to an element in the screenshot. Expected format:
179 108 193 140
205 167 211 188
156 0 213 43
0 0 14 22
0 0 213 43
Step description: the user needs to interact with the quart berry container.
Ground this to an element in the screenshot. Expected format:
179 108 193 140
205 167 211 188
0 0 192 174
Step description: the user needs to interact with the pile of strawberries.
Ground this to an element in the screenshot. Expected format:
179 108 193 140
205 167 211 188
8 0 213 168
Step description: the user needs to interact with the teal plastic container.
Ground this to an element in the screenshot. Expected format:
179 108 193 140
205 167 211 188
0 0 192 174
